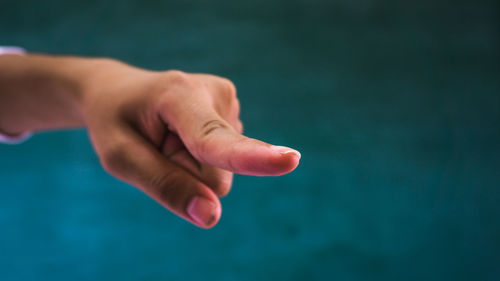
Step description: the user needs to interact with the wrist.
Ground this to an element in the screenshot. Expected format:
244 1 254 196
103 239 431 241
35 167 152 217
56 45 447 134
66 57 123 120
74 58 157 127
0 55 121 134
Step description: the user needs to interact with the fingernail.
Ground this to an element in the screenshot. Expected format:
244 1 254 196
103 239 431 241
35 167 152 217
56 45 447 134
270 145 301 160
187 196 219 227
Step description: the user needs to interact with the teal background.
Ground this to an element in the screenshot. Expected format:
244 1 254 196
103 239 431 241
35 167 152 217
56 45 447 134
1 0 499 280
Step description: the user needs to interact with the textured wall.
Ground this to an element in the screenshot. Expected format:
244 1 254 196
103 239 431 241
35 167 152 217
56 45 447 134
1 0 499 280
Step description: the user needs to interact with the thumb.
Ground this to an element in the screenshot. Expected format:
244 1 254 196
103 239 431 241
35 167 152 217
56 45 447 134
93 125 222 228
161 100 301 176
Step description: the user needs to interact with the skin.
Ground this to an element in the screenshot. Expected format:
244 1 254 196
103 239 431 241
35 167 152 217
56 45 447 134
0 54 301 228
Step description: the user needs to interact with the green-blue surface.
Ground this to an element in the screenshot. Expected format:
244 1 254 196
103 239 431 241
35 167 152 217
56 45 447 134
1 0 499 280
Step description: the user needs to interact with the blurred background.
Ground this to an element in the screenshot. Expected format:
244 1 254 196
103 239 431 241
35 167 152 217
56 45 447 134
1 0 499 280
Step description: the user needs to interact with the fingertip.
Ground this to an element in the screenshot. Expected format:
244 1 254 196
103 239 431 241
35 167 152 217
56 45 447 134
266 145 301 176
231 144 301 176
186 195 222 228
270 145 301 161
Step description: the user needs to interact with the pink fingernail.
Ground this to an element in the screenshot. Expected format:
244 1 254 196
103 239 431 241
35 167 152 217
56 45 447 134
187 196 219 227
270 145 302 160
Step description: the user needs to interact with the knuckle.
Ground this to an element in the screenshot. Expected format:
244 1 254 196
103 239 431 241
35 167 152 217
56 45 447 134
202 167 233 197
200 119 229 139
150 169 179 191
100 143 130 175
213 79 238 117
152 171 188 207
157 70 199 110
231 97 241 117
215 181 232 197
163 70 203 91
234 120 243 134
164 70 190 85
220 78 237 99
195 119 230 161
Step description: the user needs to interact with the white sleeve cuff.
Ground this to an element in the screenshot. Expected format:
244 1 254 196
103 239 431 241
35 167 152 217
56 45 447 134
0 46 25 55
0 46 32 144
0 131 33 144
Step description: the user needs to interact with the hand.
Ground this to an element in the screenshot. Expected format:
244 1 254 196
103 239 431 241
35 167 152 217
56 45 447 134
81 62 301 228
0 55 300 228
